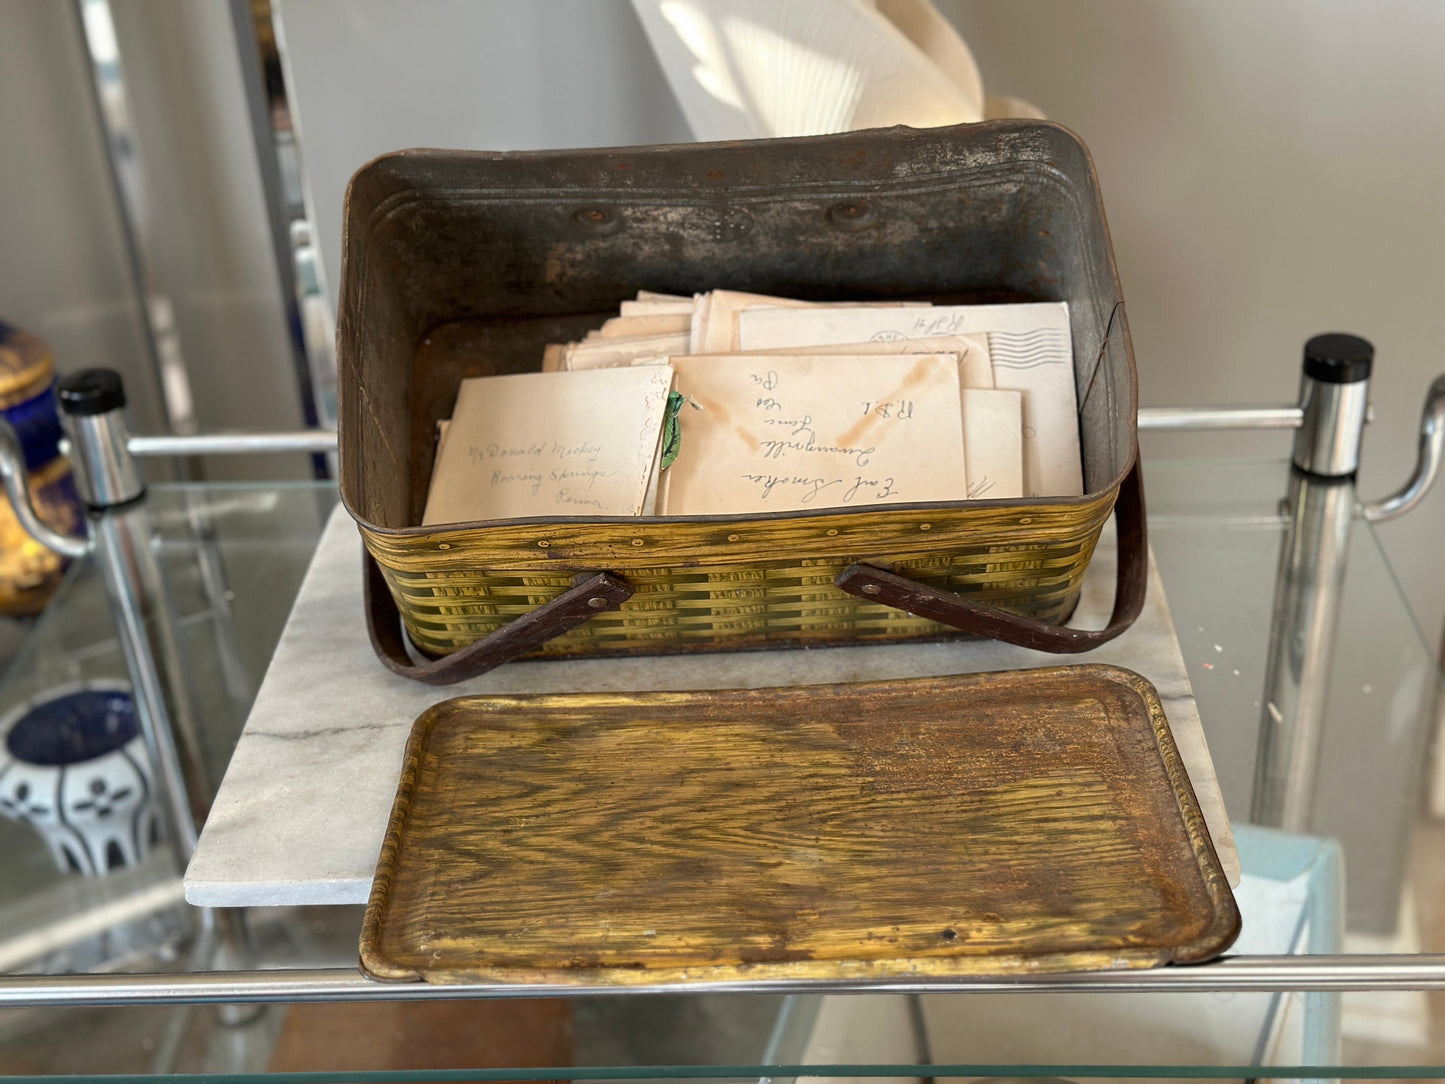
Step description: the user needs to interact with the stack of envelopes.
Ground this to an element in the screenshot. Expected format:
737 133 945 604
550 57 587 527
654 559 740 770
423 290 1083 525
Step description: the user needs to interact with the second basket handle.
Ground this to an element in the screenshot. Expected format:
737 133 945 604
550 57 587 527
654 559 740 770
834 456 1147 653
363 548 632 685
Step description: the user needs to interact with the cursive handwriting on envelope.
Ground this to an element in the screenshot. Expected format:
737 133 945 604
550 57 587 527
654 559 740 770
735 302 1081 497
659 354 967 516
422 366 674 525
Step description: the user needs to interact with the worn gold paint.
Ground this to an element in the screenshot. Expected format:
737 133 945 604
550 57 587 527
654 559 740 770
360 666 1239 987
360 491 1114 657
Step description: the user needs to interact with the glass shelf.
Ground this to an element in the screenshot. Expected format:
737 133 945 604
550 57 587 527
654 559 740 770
0 458 1440 1079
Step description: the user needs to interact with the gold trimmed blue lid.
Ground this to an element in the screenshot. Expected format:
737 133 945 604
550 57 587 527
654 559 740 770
0 323 54 410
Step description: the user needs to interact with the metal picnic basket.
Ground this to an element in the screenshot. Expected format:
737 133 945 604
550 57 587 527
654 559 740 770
337 120 1144 684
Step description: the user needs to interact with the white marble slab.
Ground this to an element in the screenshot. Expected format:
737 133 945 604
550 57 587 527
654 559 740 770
185 505 1240 906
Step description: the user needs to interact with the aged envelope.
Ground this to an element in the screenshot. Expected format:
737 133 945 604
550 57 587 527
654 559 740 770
422 367 674 525
565 333 690 370
660 353 966 516
592 313 691 339
736 302 1081 497
732 332 993 389
690 290 797 354
961 387 1023 499
620 299 694 317
691 290 930 355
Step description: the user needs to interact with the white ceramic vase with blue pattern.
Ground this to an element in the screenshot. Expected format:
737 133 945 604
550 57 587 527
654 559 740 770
0 681 159 875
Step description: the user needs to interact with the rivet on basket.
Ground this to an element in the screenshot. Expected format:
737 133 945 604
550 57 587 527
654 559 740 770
437 543 450 550
631 538 645 546
572 207 621 234
861 584 883 596
537 540 550 548
825 200 872 228
587 596 610 609
919 523 932 531
727 533 740 542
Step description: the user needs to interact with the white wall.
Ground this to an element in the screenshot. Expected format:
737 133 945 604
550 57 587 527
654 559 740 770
108 0 308 478
942 0 1445 654
0 1 164 434
0 0 307 480
274 0 690 313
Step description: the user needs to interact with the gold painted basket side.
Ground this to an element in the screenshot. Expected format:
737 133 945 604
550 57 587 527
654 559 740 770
364 491 1114 657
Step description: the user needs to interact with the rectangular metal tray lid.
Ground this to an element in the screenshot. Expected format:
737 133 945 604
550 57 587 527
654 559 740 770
360 664 1239 988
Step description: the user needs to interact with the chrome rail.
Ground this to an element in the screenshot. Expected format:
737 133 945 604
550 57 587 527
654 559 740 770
74 407 1317 459
1361 374 1445 522
0 422 90 558
58 407 1308 461
5 956 1445 1006
126 429 338 457
95 406 1310 460
98 407 1308 455
0 405 1319 461
1137 405 1303 430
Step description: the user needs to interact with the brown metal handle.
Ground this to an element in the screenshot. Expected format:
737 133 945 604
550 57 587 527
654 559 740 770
364 548 632 685
835 457 1147 653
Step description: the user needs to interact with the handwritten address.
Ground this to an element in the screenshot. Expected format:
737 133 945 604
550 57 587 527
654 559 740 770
741 472 897 504
734 365 913 504
468 440 603 464
469 441 616 508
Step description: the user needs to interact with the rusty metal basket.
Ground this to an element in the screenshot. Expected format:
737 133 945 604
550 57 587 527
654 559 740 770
337 120 1143 684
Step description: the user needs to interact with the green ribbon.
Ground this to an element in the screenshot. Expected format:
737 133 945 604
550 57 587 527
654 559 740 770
660 391 686 470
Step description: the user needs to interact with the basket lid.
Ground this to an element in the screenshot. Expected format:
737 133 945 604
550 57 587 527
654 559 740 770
361 664 1238 989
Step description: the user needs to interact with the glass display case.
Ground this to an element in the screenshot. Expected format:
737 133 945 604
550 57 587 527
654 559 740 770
0 447 1441 1079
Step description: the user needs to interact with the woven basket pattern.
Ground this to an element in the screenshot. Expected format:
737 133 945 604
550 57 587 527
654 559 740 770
364 492 1115 658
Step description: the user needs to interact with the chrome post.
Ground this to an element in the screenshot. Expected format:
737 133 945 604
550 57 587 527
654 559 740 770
227 0 336 479
1253 334 1373 830
57 370 199 861
57 369 262 1026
